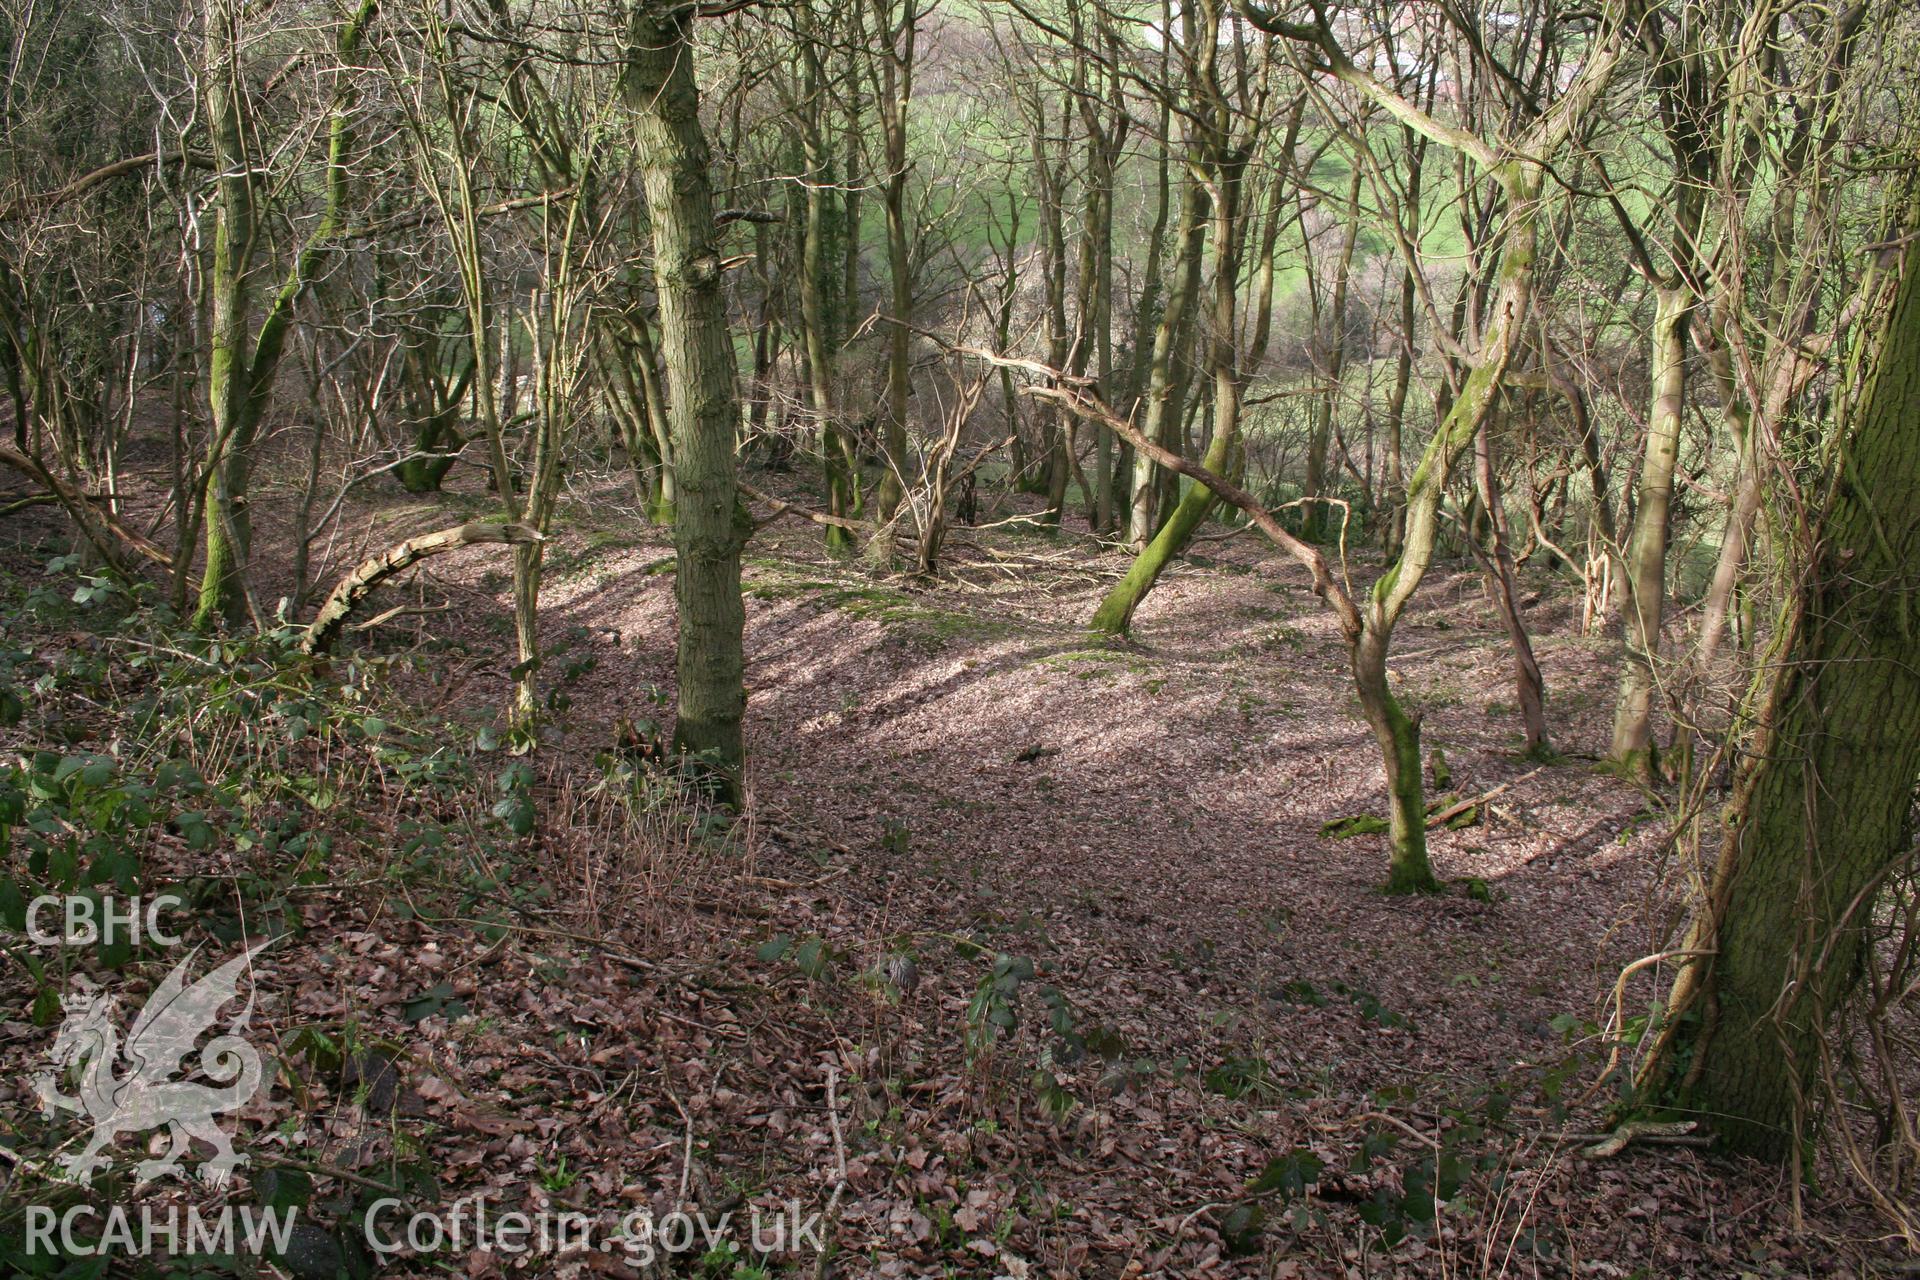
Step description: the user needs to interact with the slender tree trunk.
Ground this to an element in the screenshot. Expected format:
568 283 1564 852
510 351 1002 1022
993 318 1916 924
1071 20 1124 535
1379 121 1428 557
1121 16 1173 541
627 313 676 520
1694 433 1760 671
196 0 378 629
1381 264 1414 557
1126 174 1206 550
624 2 746 794
871 0 916 560
1093 93 1241 634
1352 161 1547 891
1305 168 1364 543
795 13 852 553
1611 285 1691 777
1474 423 1549 753
195 0 257 630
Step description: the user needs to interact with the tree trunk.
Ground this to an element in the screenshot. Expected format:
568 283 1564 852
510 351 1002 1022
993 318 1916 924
1673 235 1920 1160
1690 340 1758 673
194 0 378 629
872 0 916 558
1121 11 1174 544
1474 423 1550 753
1352 626 1437 894
1092 151 1239 634
1093 0 1247 629
1381 264 1414 557
195 0 257 630
624 2 746 795
795 11 851 553
1379 122 1428 557
1610 285 1690 777
626 312 677 522
1304 168 1364 544
1126 174 1207 550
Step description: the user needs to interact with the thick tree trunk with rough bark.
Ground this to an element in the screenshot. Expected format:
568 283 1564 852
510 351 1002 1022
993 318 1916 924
1675 237 1920 1160
625 2 746 794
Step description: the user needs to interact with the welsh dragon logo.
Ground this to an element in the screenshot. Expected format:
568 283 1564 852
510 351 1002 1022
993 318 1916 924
31 940 273 1186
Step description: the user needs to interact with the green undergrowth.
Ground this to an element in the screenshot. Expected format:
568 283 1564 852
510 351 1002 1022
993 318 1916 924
0 552 725 996
0 552 738 1275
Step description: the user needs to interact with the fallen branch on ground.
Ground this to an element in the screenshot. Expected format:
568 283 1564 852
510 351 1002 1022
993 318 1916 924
739 479 870 533
0 445 178 581
1580 1119 1700 1158
1424 765 1550 829
301 521 541 653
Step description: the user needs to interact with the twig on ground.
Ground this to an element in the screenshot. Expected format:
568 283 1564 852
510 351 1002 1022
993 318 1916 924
1580 1119 1700 1158
1426 765 1550 829
813 1065 850 1280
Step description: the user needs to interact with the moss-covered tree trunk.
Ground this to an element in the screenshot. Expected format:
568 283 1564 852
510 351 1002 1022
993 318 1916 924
195 0 258 630
794 7 852 553
625 312 677 522
1352 625 1437 893
1347 166 1543 889
625 1 746 793
1674 235 1920 1160
871 0 916 558
195 0 377 629
1124 174 1207 550
1092 0 1250 632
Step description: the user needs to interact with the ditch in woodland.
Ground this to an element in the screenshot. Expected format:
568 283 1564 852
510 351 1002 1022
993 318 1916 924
0 473 1913 1278
4 0 1920 1271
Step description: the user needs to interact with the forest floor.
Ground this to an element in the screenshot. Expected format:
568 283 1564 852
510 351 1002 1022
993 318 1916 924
0 461 1909 1279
